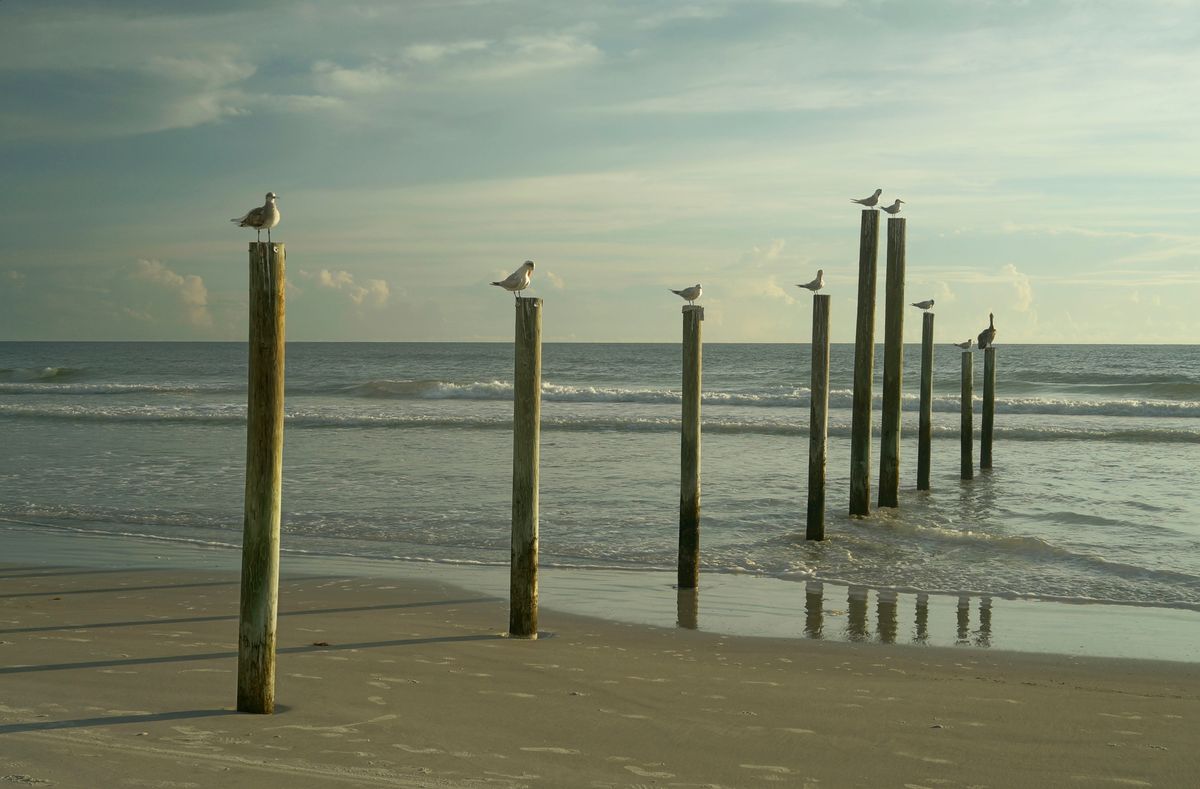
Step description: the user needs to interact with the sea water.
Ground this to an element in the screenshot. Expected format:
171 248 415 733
2 341 1198 616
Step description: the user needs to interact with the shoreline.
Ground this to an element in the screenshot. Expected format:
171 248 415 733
3 521 1197 664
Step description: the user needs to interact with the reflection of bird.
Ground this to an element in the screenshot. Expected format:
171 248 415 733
953 339 972 350
796 270 824 292
492 260 535 300
911 299 935 311
670 284 702 305
851 188 882 207
881 199 905 215
232 192 280 243
977 312 997 350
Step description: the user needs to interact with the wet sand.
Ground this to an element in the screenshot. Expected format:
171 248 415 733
2 564 1198 788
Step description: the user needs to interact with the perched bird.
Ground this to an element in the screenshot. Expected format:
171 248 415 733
670 284 703 305
953 339 972 350
977 312 997 350
796 270 824 292
880 199 905 215
911 299 935 311
492 260 535 300
231 192 280 243
851 188 883 208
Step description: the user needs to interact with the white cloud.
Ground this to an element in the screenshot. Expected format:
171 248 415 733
545 271 566 290
1002 263 1034 312
301 268 391 308
132 259 212 327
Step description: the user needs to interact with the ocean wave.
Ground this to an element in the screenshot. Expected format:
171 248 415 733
3 402 1198 443
0 366 83 382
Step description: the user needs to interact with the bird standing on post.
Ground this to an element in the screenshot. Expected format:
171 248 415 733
670 284 702 305
977 313 997 350
881 199 905 215
953 339 973 350
492 260 535 300
911 299 935 311
796 270 824 292
232 192 280 244
851 188 883 207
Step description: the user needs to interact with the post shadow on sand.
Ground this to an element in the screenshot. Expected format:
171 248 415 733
0 596 500 636
0 708 236 736
0 633 504 676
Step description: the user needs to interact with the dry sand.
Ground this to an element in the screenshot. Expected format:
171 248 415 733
2 565 1197 788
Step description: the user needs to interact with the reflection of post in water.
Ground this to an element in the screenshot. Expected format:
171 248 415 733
676 587 698 630
975 596 992 647
804 581 824 639
956 594 971 645
876 589 898 644
846 586 870 642
914 592 929 644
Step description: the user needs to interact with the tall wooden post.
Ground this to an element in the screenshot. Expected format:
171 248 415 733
849 210 880 516
878 217 906 508
238 241 286 714
678 305 704 589
960 351 974 481
806 294 831 540
917 313 934 491
510 297 542 638
981 348 996 469
676 588 698 630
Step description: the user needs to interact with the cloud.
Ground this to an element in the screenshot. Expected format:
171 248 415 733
7 271 26 288
1002 263 1033 312
302 269 391 308
545 271 566 290
132 259 212 327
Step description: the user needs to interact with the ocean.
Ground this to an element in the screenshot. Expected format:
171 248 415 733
2 340 1199 621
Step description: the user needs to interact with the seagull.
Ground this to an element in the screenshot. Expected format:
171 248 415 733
953 339 972 350
231 192 280 244
911 299 935 311
851 188 883 208
881 199 905 215
492 260 535 300
977 312 997 350
670 284 702 305
796 270 824 292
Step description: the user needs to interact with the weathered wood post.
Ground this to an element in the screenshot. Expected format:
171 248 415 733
678 304 704 589
981 348 996 469
238 241 286 714
917 312 934 491
960 350 974 481
878 217 906 508
510 297 542 638
806 294 831 540
676 588 698 630
849 210 880 516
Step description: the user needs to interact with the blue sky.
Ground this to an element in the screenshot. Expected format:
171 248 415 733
2 0 1197 343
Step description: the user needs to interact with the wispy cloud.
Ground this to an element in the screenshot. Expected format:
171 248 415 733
132 259 212 327
301 269 391 308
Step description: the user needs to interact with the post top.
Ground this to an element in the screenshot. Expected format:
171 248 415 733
514 296 543 307
682 305 704 319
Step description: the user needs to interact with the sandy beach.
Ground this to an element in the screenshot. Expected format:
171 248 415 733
3 561 1198 788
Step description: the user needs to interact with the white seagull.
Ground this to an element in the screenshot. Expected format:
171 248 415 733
953 339 972 350
911 299 935 311
492 260 535 300
231 192 280 243
670 284 703 305
796 270 824 292
977 312 997 350
851 188 883 208
880 199 905 215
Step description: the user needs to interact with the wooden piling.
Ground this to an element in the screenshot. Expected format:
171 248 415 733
917 312 934 491
849 210 880 516
981 347 996 469
960 351 974 481
238 241 286 714
676 588 698 630
806 294 831 540
678 305 704 589
878 217 906 508
509 297 542 638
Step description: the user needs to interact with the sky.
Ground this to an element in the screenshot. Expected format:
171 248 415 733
1 0 1197 344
